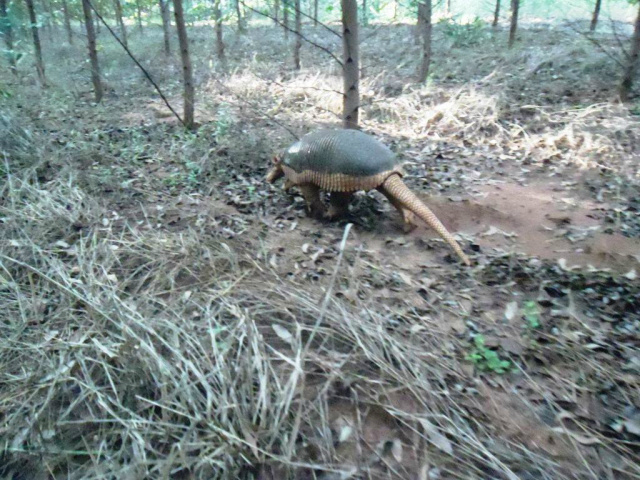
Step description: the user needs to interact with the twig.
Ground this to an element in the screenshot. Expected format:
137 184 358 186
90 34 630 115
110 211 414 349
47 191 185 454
565 19 625 68
279 0 342 39
84 0 185 126
239 0 343 67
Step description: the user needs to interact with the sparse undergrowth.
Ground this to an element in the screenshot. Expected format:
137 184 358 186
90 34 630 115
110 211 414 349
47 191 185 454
1 20 640 480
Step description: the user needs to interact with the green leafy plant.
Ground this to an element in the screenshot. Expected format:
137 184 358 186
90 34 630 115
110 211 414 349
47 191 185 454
466 335 511 374
523 301 541 329
440 16 487 48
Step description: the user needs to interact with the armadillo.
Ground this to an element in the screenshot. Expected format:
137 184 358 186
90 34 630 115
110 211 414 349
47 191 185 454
266 129 471 266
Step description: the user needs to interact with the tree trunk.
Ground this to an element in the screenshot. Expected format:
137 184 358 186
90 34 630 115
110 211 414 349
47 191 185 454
235 0 245 32
136 0 143 31
492 0 500 28
24 0 46 86
159 0 171 54
283 0 289 40
42 0 54 37
620 2 640 102
62 0 73 43
341 0 358 129
417 0 431 83
362 0 367 26
113 0 128 47
590 0 601 32
446 0 450 15
294 0 301 68
313 0 317 26
508 0 518 48
172 0 195 129
81 0 102 101
274 0 279 23
214 0 224 60
0 0 17 75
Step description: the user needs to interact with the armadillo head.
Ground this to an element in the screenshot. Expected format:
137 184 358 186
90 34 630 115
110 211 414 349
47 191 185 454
265 155 285 183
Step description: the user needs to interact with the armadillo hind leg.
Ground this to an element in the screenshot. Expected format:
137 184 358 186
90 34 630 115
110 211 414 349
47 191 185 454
377 187 418 233
380 175 471 266
326 192 353 220
299 184 326 220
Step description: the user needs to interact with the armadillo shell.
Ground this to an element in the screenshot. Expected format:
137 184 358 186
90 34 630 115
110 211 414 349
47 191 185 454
282 129 403 192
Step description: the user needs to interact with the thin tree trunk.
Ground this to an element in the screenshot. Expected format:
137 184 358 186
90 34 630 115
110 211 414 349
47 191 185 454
113 0 128 47
62 0 73 43
313 0 317 26
235 0 245 32
214 0 224 60
620 2 640 101
24 0 46 86
341 0 358 129
492 0 500 27
82 0 102 101
136 0 143 31
446 0 450 15
42 0 54 36
0 0 17 75
283 0 289 40
590 0 601 32
418 0 431 83
294 0 301 68
172 0 194 128
508 0 518 48
159 0 171 55
362 0 367 26
274 0 279 23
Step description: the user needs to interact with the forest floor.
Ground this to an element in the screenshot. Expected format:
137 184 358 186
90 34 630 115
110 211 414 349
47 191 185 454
1 18 640 480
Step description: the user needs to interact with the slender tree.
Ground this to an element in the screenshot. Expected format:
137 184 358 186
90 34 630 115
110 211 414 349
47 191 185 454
82 0 102 101
172 0 194 128
235 0 245 32
136 0 143 31
283 0 289 40
274 0 279 22
214 0 224 60
159 0 171 54
313 0 317 26
113 0 128 47
0 0 17 75
42 0 54 37
417 0 432 83
341 0 358 129
362 0 367 26
590 0 602 32
508 0 519 48
24 0 46 86
445 0 451 15
492 0 500 27
294 0 301 68
62 0 73 43
620 1 640 101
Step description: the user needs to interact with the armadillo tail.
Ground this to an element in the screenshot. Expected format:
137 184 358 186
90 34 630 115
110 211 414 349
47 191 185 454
381 174 471 266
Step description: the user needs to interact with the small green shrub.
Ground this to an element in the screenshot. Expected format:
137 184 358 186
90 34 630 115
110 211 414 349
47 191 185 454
466 335 511 374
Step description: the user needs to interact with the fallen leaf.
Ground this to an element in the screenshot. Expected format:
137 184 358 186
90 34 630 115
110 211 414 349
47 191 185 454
272 324 293 344
420 419 453 455
504 301 518 321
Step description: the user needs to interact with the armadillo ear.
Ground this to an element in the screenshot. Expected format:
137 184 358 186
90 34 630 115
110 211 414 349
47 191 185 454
272 155 281 165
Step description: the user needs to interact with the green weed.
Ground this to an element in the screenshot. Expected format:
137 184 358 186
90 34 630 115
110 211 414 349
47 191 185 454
466 335 511 374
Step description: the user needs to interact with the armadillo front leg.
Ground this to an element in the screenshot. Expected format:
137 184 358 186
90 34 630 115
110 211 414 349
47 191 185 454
326 192 353 220
299 184 326 219
377 187 418 233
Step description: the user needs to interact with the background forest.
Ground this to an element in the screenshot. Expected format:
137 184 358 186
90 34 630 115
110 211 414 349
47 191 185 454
1 0 640 478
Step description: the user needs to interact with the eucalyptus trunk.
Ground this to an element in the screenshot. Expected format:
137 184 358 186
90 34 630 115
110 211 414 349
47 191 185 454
620 2 640 102
294 0 301 68
590 0 602 32
508 0 518 48
341 0 359 129
82 0 102 101
0 0 17 75
172 0 195 129
492 0 499 28
159 0 171 54
25 0 46 86
136 0 143 31
214 0 224 60
417 0 431 83
283 0 289 40
113 0 128 47
62 0 73 43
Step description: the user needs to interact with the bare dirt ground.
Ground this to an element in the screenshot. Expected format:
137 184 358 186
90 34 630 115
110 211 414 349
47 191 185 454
1 19 639 480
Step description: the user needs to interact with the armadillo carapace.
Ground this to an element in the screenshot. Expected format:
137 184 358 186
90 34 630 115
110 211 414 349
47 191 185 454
266 129 470 266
